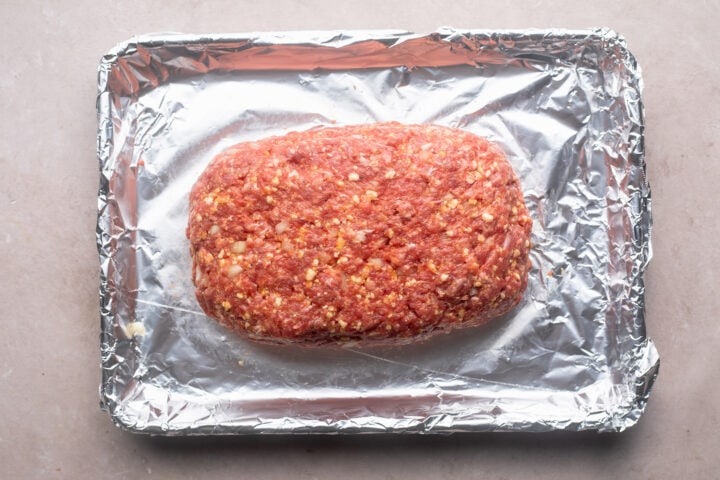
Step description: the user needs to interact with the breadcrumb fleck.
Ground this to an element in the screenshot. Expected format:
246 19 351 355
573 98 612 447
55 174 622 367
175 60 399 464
305 268 317 281
123 322 146 338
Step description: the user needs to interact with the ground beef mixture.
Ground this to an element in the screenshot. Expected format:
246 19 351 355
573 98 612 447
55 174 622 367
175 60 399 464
187 122 532 344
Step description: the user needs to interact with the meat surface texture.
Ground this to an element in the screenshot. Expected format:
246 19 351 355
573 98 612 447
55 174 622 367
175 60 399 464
187 122 532 345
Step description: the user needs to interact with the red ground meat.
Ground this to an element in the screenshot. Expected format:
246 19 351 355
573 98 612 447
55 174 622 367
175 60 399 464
187 122 532 345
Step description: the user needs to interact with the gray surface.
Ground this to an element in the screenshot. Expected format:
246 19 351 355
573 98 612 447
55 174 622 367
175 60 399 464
0 0 718 478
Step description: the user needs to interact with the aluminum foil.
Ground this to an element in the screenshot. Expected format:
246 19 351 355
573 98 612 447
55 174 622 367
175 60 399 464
96 28 658 434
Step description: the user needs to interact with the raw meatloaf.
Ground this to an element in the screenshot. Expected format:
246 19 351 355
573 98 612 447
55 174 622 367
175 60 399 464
187 122 532 344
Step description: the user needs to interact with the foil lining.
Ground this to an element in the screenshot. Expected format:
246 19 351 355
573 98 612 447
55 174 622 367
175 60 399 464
96 28 658 434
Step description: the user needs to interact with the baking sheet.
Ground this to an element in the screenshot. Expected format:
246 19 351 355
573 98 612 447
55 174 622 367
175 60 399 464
97 27 658 434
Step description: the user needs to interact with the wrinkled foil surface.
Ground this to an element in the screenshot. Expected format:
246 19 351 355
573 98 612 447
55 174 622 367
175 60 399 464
97 28 658 434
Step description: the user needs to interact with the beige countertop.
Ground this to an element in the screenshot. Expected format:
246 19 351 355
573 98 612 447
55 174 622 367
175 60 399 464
1 1 718 478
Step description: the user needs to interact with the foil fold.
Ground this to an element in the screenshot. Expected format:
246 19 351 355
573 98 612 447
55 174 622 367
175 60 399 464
97 28 658 434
